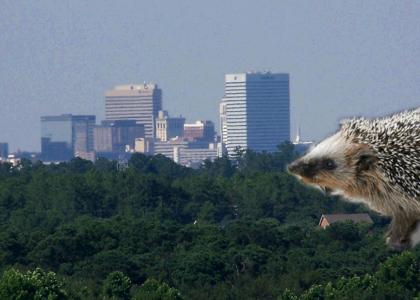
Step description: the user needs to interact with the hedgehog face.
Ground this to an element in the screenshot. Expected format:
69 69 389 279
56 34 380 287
288 132 377 198
288 156 337 179
288 156 340 194
288 155 346 195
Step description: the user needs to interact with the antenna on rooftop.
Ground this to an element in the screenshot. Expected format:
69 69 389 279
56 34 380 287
295 125 301 143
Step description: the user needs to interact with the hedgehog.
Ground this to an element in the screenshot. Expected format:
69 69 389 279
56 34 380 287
288 108 420 250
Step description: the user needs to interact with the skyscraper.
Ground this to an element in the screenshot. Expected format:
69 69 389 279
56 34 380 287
41 114 95 161
72 115 96 155
105 84 162 138
0 143 8 159
220 72 290 156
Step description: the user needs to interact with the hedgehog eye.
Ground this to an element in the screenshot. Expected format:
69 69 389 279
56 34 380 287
323 159 336 170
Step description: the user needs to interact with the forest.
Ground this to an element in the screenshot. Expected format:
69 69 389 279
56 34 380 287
0 143 418 299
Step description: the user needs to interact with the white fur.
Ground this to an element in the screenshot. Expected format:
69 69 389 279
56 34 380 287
303 132 349 162
411 223 420 246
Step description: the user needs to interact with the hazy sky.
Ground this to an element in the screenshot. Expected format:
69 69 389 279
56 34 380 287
1 1 419 151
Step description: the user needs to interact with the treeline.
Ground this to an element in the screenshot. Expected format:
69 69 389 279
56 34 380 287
0 144 418 299
1 252 418 299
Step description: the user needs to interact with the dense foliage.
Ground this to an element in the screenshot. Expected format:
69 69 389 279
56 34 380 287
0 144 418 299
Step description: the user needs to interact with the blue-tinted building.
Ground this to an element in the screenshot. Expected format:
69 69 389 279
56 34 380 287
0 143 8 159
220 72 290 156
41 114 96 161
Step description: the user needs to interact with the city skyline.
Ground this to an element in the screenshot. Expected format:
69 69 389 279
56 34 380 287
1 1 419 151
35 86 221 165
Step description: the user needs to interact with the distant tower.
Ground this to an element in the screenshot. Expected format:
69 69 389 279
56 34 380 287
105 83 162 138
295 125 301 143
220 72 290 156
41 114 96 161
219 101 227 146
292 125 314 154
0 143 8 159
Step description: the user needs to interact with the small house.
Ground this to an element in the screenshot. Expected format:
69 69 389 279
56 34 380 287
319 213 373 229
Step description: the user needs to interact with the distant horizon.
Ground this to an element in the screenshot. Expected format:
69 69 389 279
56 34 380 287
8 77 417 154
1 1 419 152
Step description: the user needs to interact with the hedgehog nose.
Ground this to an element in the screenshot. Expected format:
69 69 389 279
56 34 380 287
288 160 303 175
288 160 315 177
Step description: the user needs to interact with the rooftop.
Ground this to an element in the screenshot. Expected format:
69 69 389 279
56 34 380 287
113 83 157 90
319 213 373 226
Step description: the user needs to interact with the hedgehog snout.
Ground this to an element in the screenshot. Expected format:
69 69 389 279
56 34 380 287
288 159 317 178
287 160 301 174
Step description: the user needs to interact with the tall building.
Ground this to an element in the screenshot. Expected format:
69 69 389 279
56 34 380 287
220 72 290 156
41 114 95 161
72 115 96 155
219 102 228 146
0 143 8 159
94 120 145 153
41 115 73 161
156 110 185 142
184 120 215 142
105 84 162 138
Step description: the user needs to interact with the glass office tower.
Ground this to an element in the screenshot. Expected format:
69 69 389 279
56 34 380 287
41 114 96 161
220 72 290 156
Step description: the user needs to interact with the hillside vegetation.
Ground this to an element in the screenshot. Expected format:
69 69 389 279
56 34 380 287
0 144 418 299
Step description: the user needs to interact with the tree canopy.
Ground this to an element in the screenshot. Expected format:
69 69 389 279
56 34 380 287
0 144 418 299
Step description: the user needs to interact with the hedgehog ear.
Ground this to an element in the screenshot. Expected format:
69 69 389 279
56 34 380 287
357 154 377 172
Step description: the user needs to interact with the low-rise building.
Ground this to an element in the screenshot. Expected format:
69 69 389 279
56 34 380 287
6 154 21 166
135 137 220 167
318 213 373 229
75 151 96 162
156 111 185 142
135 138 155 155
184 120 215 142
153 138 189 160
175 143 219 168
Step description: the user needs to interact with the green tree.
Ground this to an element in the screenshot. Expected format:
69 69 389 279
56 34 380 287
102 271 132 300
376 251 420 293
0 268 67 300
202 155 236 178
298 252 420 300
133 279 183 300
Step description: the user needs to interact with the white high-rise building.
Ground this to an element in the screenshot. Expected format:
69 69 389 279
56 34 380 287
105 84 162 138
219 101 228 153
220 72 290 156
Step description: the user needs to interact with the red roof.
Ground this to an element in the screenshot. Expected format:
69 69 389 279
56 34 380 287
319 213 373 226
